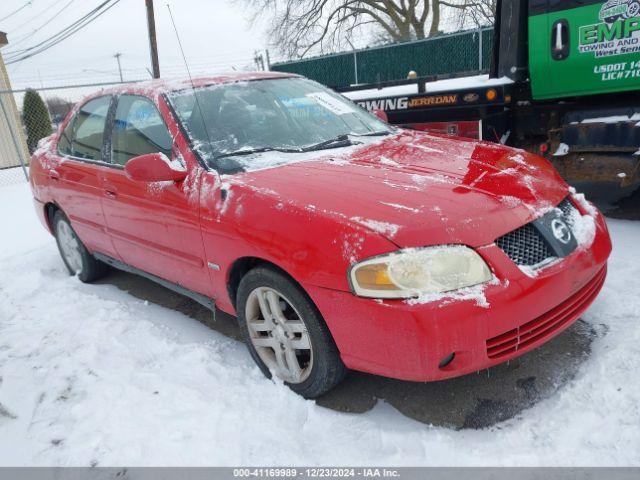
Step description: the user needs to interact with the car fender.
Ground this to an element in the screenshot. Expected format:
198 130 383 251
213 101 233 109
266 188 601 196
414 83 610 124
197 171 399 312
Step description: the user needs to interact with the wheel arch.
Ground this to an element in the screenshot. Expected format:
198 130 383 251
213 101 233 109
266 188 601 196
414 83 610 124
226 256 309 311
44 201 62 232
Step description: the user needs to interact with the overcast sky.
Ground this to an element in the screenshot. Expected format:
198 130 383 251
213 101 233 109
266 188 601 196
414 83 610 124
0 0 269 89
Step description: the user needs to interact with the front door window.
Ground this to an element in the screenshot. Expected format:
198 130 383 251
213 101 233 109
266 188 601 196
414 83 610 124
111 95 173 166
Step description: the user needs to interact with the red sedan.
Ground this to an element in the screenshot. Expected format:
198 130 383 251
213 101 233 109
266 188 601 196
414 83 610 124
29 72 612 398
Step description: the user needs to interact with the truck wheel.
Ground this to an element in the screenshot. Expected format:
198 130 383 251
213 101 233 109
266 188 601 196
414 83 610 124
236 266 347 398
53 211 108 283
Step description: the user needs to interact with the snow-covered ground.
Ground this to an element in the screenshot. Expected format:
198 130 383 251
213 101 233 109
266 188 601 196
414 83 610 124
0 180 639 466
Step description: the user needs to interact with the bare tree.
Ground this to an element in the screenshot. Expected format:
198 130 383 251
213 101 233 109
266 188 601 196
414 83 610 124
445 0 496 29
44 97 74 124
245 0 458 59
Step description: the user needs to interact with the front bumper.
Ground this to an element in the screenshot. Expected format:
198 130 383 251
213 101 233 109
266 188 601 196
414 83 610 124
304 209 612 382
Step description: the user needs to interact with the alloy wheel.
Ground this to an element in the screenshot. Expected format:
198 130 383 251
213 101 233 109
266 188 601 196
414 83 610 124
245 287 313 384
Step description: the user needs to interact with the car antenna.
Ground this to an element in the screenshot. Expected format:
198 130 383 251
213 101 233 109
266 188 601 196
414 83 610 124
166 4 215 161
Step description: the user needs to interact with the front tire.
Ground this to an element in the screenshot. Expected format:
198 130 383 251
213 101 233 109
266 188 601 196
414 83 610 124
237 266 346 398
53 210 108 283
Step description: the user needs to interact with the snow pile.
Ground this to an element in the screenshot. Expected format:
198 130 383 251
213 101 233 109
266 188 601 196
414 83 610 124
340 232 365 264
553 143 569 156
518 265 539 278
570 187 599 216
379 156 401 167
344 75 514 102
33 135 55 156
406 282 491 309
566 208 596 249
379 202 420 213
351 217 400 239
382 179 421 191
566 188 598 249
518 259 560 278
0 183 639 466
508 153 529 167
158 153 187 172
500 195 524 209
578 114 640 124
147 180 175 195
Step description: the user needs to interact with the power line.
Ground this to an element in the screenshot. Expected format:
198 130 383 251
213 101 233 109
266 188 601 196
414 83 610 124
0 1 33 23
7 0 61 34
6 0 76 50
5 0 111 56
5 0 121 64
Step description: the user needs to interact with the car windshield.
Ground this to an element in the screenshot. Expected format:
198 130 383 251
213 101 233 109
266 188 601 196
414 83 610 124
167 77 393 173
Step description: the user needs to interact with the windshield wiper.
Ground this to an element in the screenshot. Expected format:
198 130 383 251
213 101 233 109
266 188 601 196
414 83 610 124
350 129 394 137
214 133 368 159
215 146 302 159
301 134 358 152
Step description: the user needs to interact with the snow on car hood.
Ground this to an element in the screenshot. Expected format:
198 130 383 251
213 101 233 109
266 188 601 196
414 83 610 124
221 130 569 248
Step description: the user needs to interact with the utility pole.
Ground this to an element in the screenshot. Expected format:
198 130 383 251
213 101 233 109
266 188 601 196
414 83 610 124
114 52 123 82
264 49 271 71
253 51 264 71
145 0 161 78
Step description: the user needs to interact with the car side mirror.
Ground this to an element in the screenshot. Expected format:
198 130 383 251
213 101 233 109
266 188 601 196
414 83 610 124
372 109 388 122
124 153 187 183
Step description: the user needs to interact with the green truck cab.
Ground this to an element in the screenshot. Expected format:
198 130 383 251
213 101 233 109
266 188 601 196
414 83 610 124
529 0 640 99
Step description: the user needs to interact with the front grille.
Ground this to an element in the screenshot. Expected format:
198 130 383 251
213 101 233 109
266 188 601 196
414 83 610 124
496 223 556 267
486 266 606 360
496 197 579 269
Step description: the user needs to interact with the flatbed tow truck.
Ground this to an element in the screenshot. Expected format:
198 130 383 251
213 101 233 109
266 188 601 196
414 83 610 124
340 0 640 207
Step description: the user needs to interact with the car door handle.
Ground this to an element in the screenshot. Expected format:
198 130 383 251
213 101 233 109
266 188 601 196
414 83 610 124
49 170 60 181
103 180 118 199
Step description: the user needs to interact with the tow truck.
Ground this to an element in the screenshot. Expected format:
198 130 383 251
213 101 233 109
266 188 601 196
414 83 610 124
340 0 640 207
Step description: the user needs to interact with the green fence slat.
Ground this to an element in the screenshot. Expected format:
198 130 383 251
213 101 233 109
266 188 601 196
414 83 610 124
272 28 493 87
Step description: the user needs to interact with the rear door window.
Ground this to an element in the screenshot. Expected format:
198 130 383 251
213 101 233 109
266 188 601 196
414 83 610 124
66 96 112 161
111 95 173 166
57 115 74 156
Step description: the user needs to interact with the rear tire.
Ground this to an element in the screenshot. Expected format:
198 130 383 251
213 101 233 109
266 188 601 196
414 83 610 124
52 210 108 283
236 266 346 398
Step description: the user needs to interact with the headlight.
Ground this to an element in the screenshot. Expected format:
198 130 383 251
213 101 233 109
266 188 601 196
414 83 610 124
349 245 492 299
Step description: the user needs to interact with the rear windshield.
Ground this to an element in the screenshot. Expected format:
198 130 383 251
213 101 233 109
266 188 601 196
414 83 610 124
167 77 391 172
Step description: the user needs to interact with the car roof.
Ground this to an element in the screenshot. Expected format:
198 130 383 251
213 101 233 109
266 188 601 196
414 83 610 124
96 71 299 99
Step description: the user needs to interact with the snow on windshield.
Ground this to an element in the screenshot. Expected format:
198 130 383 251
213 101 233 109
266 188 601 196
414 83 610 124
166 78 392 173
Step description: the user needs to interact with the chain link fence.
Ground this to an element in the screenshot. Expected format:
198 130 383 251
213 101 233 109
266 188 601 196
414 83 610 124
272 27 493 88
0 85 28 186
0 167 27 187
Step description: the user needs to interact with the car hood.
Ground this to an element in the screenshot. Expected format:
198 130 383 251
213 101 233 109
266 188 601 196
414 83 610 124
223 130 569 248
